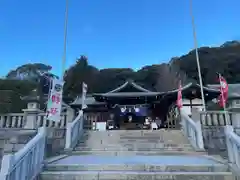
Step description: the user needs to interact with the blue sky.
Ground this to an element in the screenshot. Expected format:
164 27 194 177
0 0 239 77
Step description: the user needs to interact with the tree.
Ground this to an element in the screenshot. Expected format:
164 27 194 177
64 55 99 97
6 63 52 81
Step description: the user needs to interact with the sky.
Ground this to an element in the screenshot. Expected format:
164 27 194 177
0 0 240 77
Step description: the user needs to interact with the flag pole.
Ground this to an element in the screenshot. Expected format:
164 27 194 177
189 0 206 111
218 73 229 125
61 0 69 80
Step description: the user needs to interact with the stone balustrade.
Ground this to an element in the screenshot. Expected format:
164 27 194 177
36 112 67 128
200 111 233 126
0 113 25 128
0 112 67 129
0 127 46 180
192 109 240 160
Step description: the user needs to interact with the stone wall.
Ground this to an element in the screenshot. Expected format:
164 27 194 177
45 128 66 157
0 129 37 169
0 127 66 169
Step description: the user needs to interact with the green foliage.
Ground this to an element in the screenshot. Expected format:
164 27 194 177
2 41 240 112
0 79 37 113
6 63 52 81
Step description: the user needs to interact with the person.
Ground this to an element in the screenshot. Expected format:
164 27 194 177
151 119 158 130
155 117 162 129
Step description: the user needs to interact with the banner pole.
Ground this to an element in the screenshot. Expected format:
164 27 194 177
61 0 69 80
189 0 206 111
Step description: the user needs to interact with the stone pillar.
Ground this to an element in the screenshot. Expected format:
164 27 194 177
66 107 74 122
231 113 240 128
23 101 40 129
224 125 235 163
191 108 200 122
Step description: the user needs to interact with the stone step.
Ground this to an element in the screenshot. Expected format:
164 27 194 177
82 131 186 138
74 147 195 152
70 150 206 156
83 133 186 138
77 143 192 148
77 142 193 146
40 171 234 180
83 129 183 133
45 163 229 172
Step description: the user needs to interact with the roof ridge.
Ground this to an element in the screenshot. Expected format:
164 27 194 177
105 80 152 94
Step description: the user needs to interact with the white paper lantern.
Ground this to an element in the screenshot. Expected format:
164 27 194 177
134 107 140 112
121 107 126 113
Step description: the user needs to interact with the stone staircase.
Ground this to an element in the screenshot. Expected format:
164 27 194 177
74 129 204 155
40 130 236 180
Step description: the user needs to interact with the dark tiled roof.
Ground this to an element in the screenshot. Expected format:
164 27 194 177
94 92 161 97
207 84 240 98
71 96 106 106
106 79 152 93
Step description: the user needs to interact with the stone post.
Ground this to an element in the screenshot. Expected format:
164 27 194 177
191 108 204 150
224 125 234 163
66 107 74 122
21 89 42 129
0 154 14 179
23 101 40 129
231 113 240 128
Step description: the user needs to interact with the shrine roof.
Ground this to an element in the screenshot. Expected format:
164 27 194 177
106 79 153 93
208 83 240 99
94 82 219 98
71 82 221 105
71 96 106 106
94 92 161 98
167 83 220 94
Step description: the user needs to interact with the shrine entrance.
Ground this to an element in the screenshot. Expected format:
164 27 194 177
117 112 145 130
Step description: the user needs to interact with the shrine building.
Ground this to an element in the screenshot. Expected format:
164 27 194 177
71 80 220 130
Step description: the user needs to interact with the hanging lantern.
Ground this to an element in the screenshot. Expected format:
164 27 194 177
128 116 132 122
121 107 126 113
134 107 140 112
129 107 131 112
192 90 196 95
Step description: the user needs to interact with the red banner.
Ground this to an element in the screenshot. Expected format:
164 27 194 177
218 75 228 107
176 81 183 109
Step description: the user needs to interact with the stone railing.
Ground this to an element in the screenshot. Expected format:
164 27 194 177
37 112 67 128
180 109 204 150
0 112 67 129
65 111 84 150
0 113 25 128
0 127 46 180
225 125 240 169
200 111 233 126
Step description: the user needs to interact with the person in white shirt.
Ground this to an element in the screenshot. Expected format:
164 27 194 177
151 119 158 130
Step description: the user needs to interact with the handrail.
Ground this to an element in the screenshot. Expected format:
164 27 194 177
65 110 84 149
0 127 47 180
225 125 240 169
180 109 204 150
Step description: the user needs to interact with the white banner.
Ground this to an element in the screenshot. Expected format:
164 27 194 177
82 82 88 109
46 78 64 122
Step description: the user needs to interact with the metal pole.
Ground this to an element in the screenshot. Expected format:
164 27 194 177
189 0 206 111
62 0 69 80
